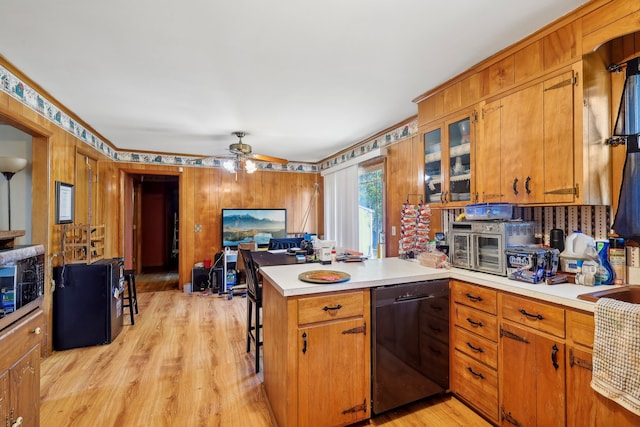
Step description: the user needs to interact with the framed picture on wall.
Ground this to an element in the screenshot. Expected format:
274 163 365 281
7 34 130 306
55 181 74 224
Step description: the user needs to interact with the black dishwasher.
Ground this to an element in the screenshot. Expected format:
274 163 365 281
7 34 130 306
371 280 449 414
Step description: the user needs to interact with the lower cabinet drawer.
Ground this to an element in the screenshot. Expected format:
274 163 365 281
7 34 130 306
453 303 499 342
0 309 44 371
452 349 498 422
453 326 498 369
297 290 364 324
567 309 594 348
502 294 565 338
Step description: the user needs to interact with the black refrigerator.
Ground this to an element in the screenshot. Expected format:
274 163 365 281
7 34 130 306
53 259 124 350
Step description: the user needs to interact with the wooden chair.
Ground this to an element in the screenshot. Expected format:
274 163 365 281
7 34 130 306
239 248 263 373
236 241 258 285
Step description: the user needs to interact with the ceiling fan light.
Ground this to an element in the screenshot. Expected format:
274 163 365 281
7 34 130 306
245 159 257 174
223 159 236 173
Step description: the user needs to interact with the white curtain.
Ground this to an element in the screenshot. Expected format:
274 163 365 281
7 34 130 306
323 164 359 252
322 148 385 252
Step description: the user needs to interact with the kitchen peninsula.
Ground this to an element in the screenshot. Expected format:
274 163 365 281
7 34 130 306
260 257 638 427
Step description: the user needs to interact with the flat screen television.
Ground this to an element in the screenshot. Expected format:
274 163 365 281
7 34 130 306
222 208 287 248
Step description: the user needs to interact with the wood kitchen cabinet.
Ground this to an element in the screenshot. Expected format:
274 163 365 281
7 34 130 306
0 309 44 427
565 309 640 427
297 292 369 427
422 111 475 206
263 280 370 427
475 69 577 204
450 280 499 423
500 295 565 427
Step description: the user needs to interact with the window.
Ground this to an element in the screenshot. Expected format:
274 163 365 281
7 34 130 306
358 160 385 258
322 149 385 255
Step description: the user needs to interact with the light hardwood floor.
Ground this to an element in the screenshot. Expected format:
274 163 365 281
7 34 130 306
40 289 491 427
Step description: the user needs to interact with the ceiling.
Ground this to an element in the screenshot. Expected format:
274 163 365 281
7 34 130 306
1 0 588 163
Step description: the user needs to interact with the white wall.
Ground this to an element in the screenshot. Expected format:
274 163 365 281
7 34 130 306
0 125 32 244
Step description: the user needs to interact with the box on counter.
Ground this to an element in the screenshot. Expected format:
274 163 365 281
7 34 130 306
505 246 560 284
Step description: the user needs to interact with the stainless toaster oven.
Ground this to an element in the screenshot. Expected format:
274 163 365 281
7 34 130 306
449 220 535 276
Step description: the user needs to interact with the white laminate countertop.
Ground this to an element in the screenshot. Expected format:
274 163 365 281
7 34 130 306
259 257 626 312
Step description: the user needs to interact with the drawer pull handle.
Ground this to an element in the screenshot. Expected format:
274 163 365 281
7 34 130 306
551 344 559 370
519 309 544 320
322 304 342 311
466 317 484 327
465 293 483 302
466 342 484 353
467 367 485 379
429 345 442 355
33 327 41 335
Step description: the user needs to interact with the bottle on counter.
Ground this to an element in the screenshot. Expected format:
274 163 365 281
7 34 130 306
595 240 613 285
575 260 584 286
609 237 626 285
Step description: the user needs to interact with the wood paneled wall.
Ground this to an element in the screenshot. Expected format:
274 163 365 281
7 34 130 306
117 162 323 289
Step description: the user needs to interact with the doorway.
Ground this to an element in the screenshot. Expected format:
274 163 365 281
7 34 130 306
126 174 179 276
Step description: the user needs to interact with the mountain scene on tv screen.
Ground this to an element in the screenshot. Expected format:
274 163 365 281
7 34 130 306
223 213 286 245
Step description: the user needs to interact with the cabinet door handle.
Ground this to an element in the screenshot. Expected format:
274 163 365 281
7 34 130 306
525 176 531 195
466 342 484 353
551 344 559 370
322 304 342 311
519 309 544 321
512 177 519 196
465 293 483 302
302 332 307 354
466 317 484 327
12 416 23 427
467 367 485 379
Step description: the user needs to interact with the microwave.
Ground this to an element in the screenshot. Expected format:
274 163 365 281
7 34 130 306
0 246 45 329
448 220 535 276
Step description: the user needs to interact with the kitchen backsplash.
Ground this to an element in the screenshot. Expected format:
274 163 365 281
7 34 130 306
442 205 612 245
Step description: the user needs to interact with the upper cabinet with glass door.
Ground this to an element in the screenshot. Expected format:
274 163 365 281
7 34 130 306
423 112 474 206
447 117 472 204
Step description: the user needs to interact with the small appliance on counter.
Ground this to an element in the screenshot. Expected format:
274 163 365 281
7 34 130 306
449 220 535 276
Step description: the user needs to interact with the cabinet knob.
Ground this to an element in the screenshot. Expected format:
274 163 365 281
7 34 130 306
32 327 41 335
12 416 24 427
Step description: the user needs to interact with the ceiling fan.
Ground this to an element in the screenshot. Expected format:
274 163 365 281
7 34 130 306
223 131 288 174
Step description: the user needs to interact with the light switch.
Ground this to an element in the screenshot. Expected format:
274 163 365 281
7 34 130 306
391 226 396 236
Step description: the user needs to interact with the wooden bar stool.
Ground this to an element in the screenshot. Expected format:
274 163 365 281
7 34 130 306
123 269 139 325
239 249 263 373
